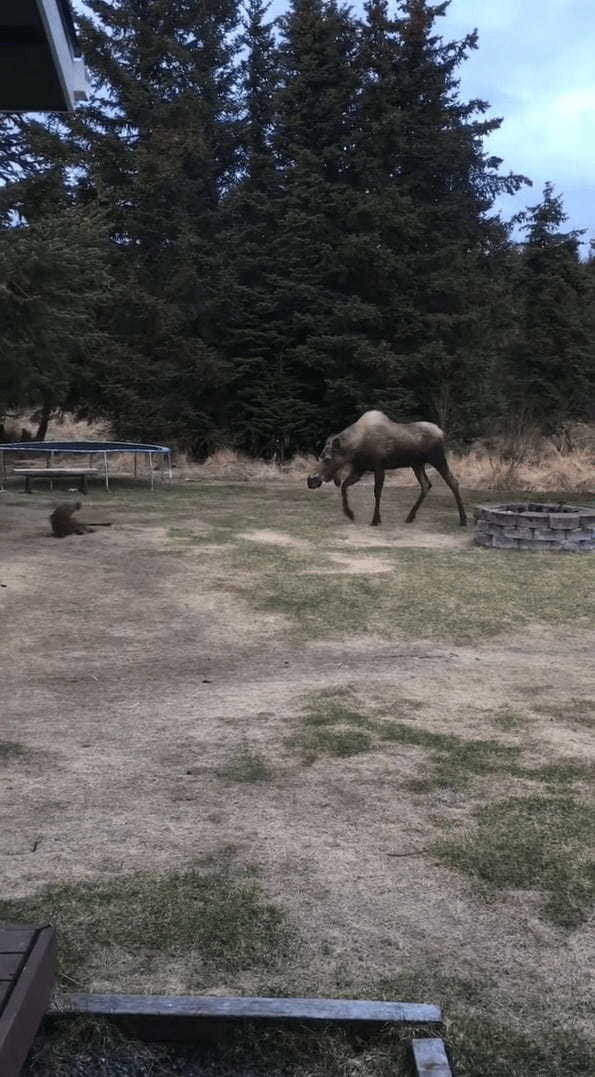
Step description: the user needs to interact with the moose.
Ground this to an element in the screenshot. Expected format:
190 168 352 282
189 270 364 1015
307 410 467 527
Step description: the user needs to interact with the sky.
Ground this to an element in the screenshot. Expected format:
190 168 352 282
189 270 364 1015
76 0 595 246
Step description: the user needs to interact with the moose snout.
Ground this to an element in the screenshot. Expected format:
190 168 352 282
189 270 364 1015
307 474 322 489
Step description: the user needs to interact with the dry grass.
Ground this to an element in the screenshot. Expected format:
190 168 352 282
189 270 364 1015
6 412 112 443
6 412 594 491
453 443 595 494
180 443 595 493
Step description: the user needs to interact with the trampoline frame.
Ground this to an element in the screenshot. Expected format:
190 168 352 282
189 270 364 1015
0 441 173 493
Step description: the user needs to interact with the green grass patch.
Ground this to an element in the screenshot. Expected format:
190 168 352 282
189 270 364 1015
525 760 595 786
25 1015 424 1076
491 707 527 731
289 693 594 796
245 548 594 642
0 863 298 992
0 740 34 762
377 720 522 791
303 696 374 729
376 969 594 1077
288 725 373 764
219 747 272 783
434 794 595 928
287 692 375 762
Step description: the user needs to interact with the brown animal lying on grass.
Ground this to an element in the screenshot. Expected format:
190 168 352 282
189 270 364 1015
307 410 467 527
50 502 113 538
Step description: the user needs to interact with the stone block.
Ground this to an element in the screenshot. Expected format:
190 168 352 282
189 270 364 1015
549 513 580 529
492 534 519 549
477 509 514 525
519 512 553 525
504 526 533 539
531 528 558 541
473 532 493 547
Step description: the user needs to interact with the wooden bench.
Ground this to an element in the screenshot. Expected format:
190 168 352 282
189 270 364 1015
12 468 98 494
0 924 56 1077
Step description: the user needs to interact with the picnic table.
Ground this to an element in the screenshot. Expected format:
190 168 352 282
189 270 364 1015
0 924 56 1076
12 467 98 494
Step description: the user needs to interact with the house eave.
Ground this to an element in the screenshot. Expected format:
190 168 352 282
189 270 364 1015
0 0 89 112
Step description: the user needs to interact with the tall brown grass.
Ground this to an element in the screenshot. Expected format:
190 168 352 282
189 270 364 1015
6 412 595 493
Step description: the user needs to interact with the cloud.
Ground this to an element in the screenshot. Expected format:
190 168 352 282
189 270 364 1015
437 0 595 236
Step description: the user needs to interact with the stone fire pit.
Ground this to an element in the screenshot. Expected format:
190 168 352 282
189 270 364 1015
474 502 595 552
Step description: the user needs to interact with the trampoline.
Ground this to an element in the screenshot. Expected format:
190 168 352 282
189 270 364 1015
0 441 172 492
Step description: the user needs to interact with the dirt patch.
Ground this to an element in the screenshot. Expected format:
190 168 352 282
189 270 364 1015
304 553 394 574
239 529 310 549
334 526 470 550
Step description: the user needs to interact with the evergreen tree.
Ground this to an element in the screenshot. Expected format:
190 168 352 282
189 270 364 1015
366 0 526 437
214 0 287 453
67 0 242 452
0 207 112 423
242 0 412 452
507 183 595 430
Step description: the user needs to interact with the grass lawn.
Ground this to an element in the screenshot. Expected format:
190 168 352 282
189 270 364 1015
0 476 593 1075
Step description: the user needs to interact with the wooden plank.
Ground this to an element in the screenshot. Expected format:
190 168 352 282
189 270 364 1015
0 927 37 954
52 993 441 1043
411 1037 452 1077
0 956 24 980
58 993 441 1025
0 927 56 1077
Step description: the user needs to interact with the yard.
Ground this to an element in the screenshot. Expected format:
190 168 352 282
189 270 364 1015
0 477 594 1075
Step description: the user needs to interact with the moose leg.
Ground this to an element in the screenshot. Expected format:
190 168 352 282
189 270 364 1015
405 464 432 523
372 469 385 526
434 460 467 526
341 468 363 521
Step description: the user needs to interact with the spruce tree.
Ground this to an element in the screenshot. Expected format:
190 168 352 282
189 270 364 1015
68 0 242 452
507 183 595 430
253 0 409 451
214 0 288 453
362 0 526 438
0 206 112 422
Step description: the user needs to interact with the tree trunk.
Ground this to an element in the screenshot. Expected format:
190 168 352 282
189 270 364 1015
35 402 52 441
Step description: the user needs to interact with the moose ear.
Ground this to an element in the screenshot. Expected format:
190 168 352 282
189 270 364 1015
330 436 343 452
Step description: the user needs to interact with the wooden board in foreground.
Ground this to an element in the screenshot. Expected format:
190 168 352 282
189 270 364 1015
54 992 441 1043
0 925 56 1077
411 1037 453 1076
